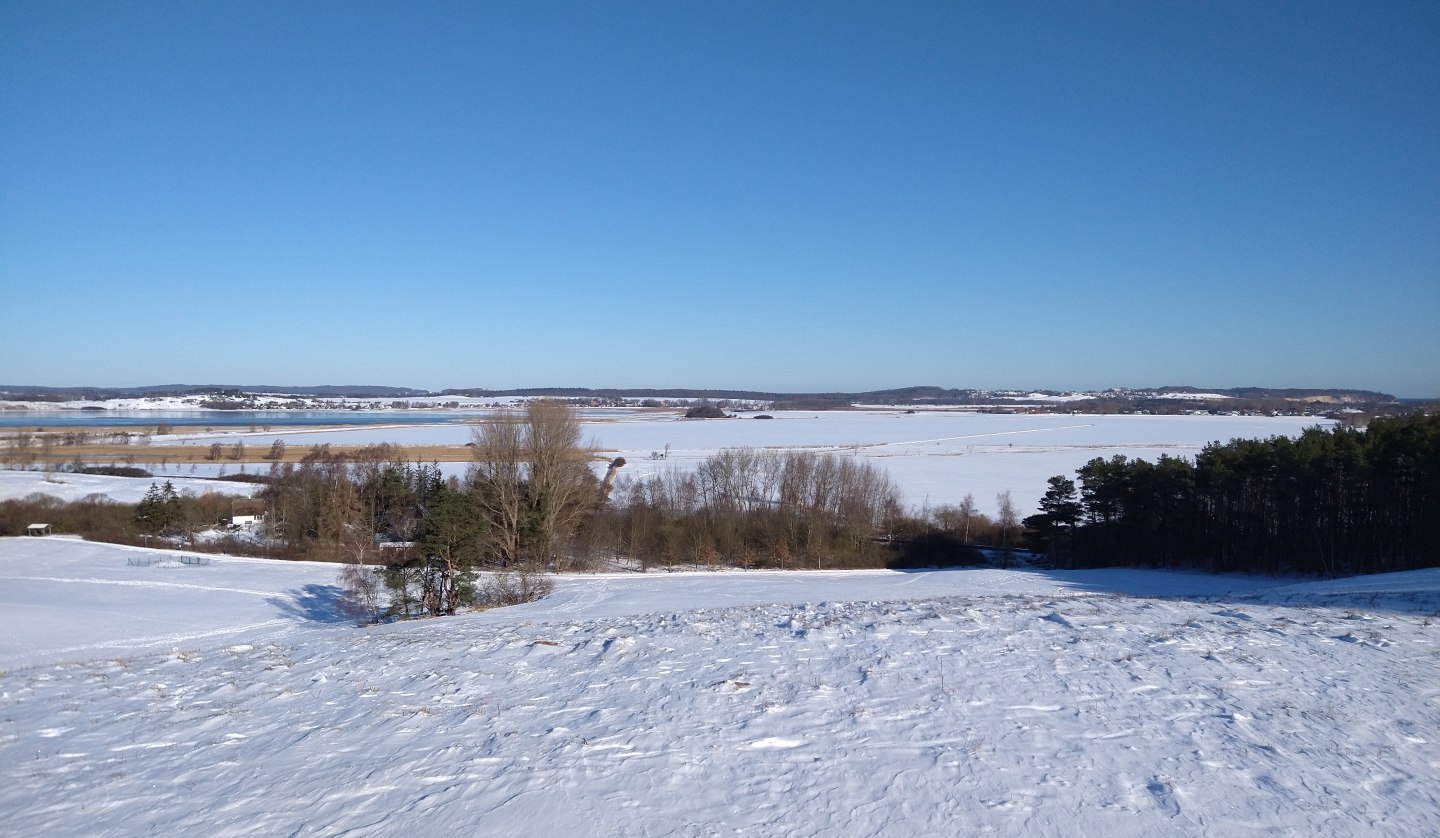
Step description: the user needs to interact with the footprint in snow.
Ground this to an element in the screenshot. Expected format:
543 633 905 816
1146 778 1181 818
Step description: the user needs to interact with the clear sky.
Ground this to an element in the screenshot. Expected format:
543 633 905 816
2 1 1437 397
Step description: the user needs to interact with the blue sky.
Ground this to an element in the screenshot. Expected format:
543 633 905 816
2 1 1436 396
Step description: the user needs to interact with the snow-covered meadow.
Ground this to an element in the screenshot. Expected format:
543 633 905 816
0 470 262 504
110 410 1333 516
3 537 1435 836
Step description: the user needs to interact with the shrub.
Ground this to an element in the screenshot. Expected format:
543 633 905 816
684 402 727 419
215 473 269 484
475 568 554 608
0 493 136 541
80 466 152 478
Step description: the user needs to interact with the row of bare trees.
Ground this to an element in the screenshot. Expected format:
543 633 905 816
587 448 906 570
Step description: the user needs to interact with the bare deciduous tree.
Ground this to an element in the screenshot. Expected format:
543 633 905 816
317 476 366 558
997 490 1019 565
468 407 527 566
522 399 596 568
958 493 979 544
337 557 383 624
468 400 597 569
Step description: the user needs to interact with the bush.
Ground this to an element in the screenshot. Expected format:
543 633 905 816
685 402 727 419
80 466 152 478
215 473 269 484
0 493 136 541
475 568 554 608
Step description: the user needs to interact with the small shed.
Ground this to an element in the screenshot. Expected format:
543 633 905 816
26 523 53 536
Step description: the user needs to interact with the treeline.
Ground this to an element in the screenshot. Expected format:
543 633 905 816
588 448 903 570
1026 414 1440 575
587 453 1015 569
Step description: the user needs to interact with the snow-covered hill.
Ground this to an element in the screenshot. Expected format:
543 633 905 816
2 538 1436 836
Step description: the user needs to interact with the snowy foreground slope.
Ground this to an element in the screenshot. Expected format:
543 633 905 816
2 539 1436 836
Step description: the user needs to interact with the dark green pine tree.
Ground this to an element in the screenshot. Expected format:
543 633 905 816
1029 475 1081 566
418 484 488 613
135 481 181 535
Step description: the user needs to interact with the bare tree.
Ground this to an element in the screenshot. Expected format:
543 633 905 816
3 431 34 469
931 493 982 544
40 434 56 475
336 525 385 623
997 490 1019 566
522 399 597 568
317 475 367 559
468 408 527 566
959 493 979 543
337 557 383 624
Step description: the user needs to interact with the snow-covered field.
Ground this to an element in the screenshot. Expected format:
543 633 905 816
3 537 1436 836
0 469 263 504
130 411 1331 516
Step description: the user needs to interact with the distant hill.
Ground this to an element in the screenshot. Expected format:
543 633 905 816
0 383 1401 408
442 386 785 401
448 385 1399 407
0 384 430 401
1151 386 1395 402
442 386 990 404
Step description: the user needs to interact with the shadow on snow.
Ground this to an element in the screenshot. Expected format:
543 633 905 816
886 562 1440 614
268 584 351 624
